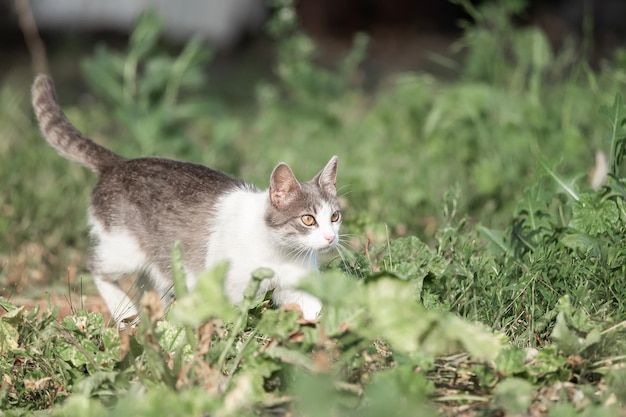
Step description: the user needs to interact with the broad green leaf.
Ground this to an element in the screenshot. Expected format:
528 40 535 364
264 345 315 371
361 365 436 417
86 386 221 416
379 237 448 299
244 267 273 302
171 262 236 326
493 378 534 414
551 313 580 356
299 272 368 336
570 193 621 237
477 225 511 255
495 347 526 375
298 271 360 305
547 404 578 417
542 162 580 201
318 301 366 338
155 320 190 354
0 320 19 353
58 337 100 367
511 181 556 252
361 277 425 353
560 233 602 258
291 372 345 417
530 345 568 378
0 303 24 321
441 315 502 362
550 296 599 356
392 237 447 277
238 354 283 400
256 308 300 340
359 277 501 361
74 371 119 396
51 395 106 417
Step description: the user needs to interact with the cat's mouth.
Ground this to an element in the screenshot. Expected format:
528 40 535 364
317 243 338 254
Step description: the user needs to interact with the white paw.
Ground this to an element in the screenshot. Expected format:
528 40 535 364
272 289 323 320
299 293 323 320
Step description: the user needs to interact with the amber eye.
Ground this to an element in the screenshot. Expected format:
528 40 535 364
331 211 341 223
301 215 317 226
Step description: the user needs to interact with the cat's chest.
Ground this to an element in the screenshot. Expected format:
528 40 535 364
199 190 320 305
204 190 303 266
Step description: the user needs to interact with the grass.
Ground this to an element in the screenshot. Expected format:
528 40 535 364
3 1 626 415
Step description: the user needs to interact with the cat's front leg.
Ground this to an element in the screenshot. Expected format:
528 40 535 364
272 288 322 320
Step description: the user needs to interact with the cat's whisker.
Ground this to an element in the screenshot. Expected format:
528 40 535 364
336 184 352 196
297 246 314 266
339 233 365 243
283 245 312 269
338 237 355 246
336 242 356 261
338 238 358 251
287 248 302 264
111 298 139 325
284 245 305 261
333 244 356 275
335 245 350 269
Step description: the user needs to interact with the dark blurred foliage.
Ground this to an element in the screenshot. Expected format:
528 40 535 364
3 1 626 48
296 0 626 41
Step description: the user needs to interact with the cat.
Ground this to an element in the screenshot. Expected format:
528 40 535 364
31 74 341 322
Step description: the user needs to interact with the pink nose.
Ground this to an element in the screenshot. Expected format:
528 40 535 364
324 235 335 244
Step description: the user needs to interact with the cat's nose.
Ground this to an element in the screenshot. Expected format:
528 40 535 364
324 235 335 244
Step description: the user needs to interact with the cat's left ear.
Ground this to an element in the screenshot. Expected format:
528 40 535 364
314 155 338 196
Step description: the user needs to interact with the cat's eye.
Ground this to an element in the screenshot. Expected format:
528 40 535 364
331 211 341 223
301 215 316 226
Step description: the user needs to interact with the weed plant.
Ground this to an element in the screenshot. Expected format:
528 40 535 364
2 1 626 415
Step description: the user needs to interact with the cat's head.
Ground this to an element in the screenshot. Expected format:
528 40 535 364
265 156 341 253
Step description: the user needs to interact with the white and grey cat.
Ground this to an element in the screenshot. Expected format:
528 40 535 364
32 74 341 321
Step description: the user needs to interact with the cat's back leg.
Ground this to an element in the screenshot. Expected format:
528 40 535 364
91 273 138 322
89 215 149 322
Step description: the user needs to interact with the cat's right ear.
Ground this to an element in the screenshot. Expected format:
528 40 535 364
314 155 338 196
270 163 302 209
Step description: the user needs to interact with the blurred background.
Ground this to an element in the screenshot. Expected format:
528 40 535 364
3 0 626 85
3 0 626 305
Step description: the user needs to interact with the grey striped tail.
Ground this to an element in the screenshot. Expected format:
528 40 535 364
31 74 125 173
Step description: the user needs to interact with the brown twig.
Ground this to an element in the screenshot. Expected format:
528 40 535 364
15 0 49 74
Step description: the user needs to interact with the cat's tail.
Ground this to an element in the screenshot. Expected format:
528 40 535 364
32 74 125 173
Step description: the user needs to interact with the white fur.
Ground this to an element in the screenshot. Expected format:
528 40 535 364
88 213 148 273
88 212 147 320
197 189 338 320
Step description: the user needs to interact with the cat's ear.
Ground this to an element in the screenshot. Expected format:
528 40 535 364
270 162 302 208
314 155 338 196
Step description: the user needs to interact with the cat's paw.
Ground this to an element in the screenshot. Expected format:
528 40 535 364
298 293 323 320
273 288 323 320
